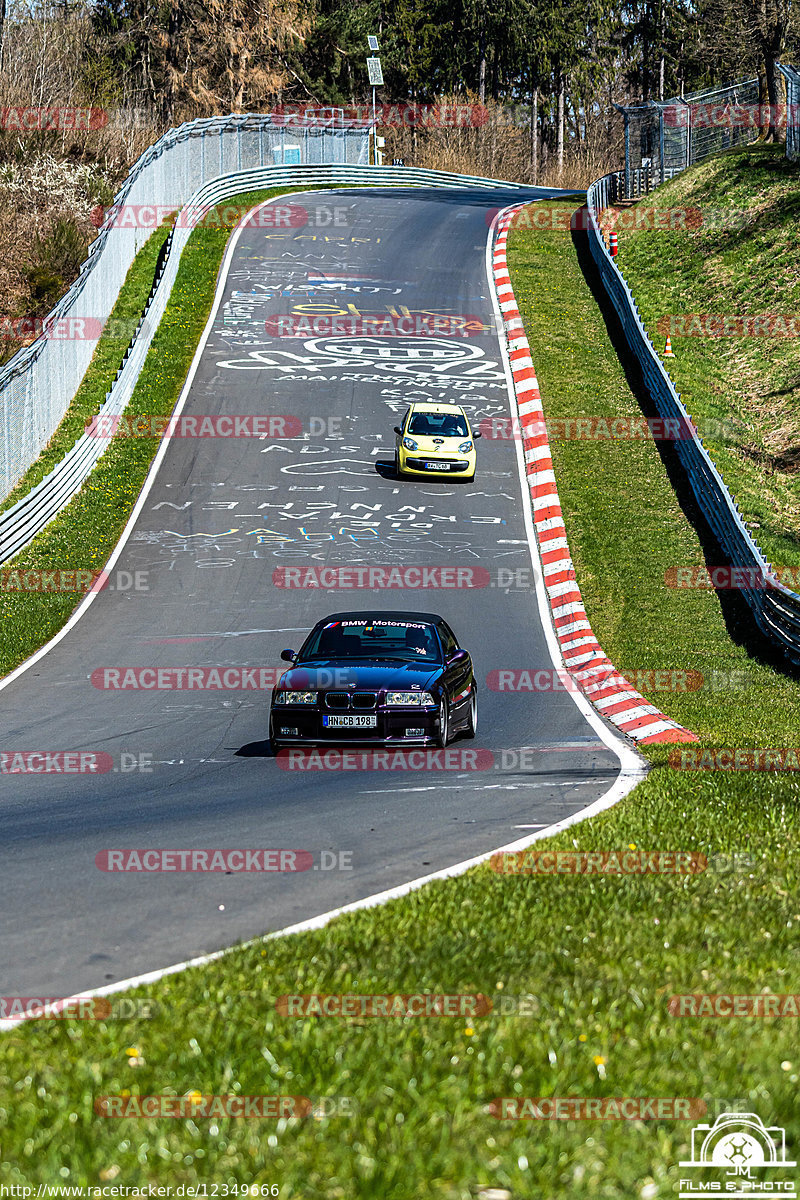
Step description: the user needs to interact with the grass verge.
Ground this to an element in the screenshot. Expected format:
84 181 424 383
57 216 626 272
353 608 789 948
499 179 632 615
613 144 800 574
1 198 799 1197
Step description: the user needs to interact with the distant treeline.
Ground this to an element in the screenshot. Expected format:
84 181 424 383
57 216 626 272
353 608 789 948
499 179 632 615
0 0 797 182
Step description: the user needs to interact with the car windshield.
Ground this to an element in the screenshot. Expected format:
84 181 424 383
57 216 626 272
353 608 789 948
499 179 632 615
407 412 468 438
299 618 443 662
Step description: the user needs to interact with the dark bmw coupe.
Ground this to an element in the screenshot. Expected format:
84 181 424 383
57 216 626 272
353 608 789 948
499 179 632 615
269 611 477 750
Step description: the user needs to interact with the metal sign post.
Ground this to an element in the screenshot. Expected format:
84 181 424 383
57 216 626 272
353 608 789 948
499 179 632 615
366 43 383 164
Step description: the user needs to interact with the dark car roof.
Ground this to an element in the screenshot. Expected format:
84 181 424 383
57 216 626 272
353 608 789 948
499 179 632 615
313 610 447 626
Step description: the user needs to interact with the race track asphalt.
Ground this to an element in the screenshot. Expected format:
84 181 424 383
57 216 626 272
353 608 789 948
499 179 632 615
0 186 627 997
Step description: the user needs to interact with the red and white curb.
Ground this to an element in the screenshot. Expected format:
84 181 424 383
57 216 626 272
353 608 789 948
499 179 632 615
492 205 697 746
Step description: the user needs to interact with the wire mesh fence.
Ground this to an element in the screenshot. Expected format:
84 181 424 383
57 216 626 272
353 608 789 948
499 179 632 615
777 65 800 160
617 78 762 197
0 115 369 502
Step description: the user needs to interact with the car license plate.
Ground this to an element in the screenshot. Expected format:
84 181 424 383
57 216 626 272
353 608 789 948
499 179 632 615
323 715 377 728
425 461 449 471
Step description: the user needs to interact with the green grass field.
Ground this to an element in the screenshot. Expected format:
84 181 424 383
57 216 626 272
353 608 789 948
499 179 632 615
2 168 799 1196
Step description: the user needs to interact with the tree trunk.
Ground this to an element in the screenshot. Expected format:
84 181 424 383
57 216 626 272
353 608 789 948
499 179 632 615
530 82 538 183
557 73 565 179
478 28 486 105
763 50 780 141
0 0 6 74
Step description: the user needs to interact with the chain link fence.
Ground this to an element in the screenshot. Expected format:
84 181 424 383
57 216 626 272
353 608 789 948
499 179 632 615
617 78 761 197
0 115 369 502
777 64 800 160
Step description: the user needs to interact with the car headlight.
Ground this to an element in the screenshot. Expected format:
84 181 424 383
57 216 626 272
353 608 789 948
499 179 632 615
386 691 435 706
274 691 317 705
402 437 418 451
458 440 473 453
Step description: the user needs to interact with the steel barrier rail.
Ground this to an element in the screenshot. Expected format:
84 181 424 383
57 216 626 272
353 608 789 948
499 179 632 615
586 172 800 666
0 163 560 565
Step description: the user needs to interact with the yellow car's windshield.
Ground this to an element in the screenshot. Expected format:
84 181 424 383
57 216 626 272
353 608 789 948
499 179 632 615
408 413 469 438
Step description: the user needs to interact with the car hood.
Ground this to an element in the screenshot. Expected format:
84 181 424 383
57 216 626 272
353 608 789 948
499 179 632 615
278 660 441 691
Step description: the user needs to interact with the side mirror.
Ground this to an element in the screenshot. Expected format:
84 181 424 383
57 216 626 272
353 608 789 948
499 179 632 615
448 648 469 665
473 430 482 439
280 648 296 662
393 426 402 435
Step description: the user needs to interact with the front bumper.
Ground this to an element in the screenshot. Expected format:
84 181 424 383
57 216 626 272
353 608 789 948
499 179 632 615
399 451 474 476
270 705 441 745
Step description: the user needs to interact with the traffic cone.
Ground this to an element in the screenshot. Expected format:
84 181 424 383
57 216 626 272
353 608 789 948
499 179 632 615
663 334 676 357
608 230 618 257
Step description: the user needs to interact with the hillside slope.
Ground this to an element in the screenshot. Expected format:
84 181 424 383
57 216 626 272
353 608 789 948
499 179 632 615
615 144 800 574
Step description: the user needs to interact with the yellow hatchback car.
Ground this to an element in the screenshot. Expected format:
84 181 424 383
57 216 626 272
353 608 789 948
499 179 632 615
393 403 481 482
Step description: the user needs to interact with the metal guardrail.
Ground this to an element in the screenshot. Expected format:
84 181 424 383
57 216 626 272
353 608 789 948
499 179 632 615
0 114 371 502
586 172 800 666
0 163 555 565
777 64 800 160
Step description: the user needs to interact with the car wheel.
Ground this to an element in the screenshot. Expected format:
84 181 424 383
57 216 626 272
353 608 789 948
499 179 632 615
435 698 449 748
464 688 478 738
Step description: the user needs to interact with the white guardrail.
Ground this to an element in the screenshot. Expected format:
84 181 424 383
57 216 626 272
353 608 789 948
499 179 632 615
587 172 800 666
0 163 557 564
